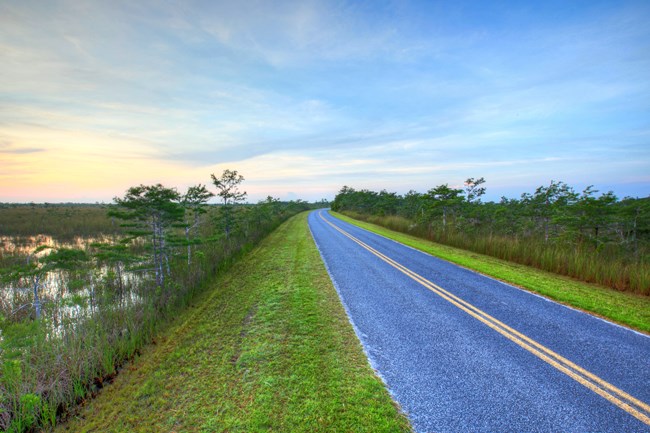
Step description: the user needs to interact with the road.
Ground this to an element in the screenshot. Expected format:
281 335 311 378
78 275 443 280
308 210 650 433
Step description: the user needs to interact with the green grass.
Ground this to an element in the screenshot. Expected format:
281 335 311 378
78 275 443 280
55 212 411 432
332 212 650 334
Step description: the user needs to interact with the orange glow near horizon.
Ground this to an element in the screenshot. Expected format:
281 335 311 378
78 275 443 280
0 127 339 203
1 127 191 202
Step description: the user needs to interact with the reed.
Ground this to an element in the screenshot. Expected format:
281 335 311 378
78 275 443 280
0 204 121 241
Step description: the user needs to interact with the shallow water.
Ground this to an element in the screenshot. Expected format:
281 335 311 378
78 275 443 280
0 234 147 331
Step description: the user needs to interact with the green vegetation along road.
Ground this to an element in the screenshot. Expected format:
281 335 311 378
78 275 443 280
56 212 411 432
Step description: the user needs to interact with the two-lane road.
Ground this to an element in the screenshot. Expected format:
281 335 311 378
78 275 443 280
309 210 650 432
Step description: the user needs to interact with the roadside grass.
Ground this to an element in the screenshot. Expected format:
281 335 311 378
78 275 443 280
55 212 411 433
332 212 650 334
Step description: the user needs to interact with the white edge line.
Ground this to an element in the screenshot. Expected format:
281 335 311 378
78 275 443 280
307 210 411 417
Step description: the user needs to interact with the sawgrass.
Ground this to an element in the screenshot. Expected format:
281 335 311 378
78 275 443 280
0 204 120 240
56 212 411 432
339 211 650 295
332 212 650 334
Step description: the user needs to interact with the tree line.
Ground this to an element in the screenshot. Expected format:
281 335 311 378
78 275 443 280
332 179 649 294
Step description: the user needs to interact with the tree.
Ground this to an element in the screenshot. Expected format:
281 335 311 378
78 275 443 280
256 196 281 223
462 177 487 231
210 170 247 240
331 186 355 211
424 184 464 230
464 177 486 204
567 186 617 249
110 184 184 288
376 189 400 216
180 184 214 265
401 190 423 221
522 181 577 243
617 197 650 259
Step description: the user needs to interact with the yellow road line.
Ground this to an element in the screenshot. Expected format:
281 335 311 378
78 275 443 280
319 211 650 426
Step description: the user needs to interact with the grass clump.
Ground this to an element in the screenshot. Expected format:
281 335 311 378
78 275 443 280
55 212 411 432
332 212 650 333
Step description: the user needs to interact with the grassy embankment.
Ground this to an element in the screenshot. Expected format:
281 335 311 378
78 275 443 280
56 212 411 432
332 212 650 333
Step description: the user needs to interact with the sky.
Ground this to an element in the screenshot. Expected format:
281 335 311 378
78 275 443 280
1 0 649 203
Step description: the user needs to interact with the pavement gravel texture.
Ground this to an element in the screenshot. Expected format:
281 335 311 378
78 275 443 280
308 210 650 433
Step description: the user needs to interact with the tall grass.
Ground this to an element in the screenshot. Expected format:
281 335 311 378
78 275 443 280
343 211 650 295
0 203 308 432
0 204 121 241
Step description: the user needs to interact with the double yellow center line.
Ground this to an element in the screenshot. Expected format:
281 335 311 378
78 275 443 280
320 212 650 426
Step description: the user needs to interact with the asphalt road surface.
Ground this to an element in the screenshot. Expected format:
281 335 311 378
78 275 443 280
308 210 650 433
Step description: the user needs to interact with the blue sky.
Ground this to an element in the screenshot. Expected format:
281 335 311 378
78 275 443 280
1 0 648 203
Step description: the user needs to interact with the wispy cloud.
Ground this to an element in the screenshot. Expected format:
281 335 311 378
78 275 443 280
0 136 45 155
0 147 45 155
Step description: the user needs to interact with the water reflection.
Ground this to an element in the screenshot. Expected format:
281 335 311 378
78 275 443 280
0 234 116 258
0 234 148 336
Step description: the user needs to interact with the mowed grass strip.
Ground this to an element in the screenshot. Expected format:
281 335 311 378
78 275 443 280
56 212 411 432
332 212 650 334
